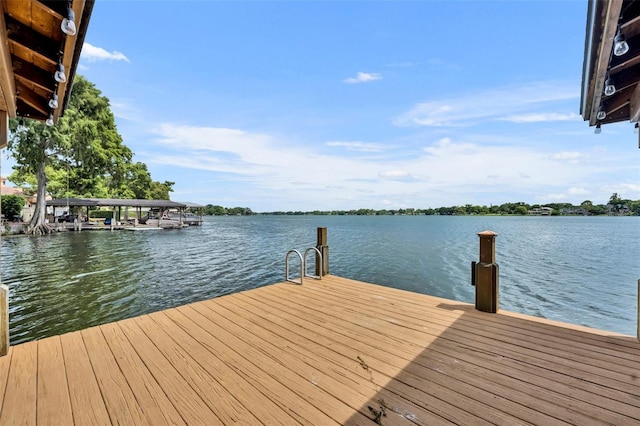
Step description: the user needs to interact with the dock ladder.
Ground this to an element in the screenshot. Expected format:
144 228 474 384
285 247 323 285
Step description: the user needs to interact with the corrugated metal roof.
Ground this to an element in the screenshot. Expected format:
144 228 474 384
47 198 187 208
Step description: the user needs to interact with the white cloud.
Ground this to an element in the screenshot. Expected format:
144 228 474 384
378 170 412 180
81 43 130 62
326 141 385 152
550 151 584 164
343 72 382 84
567 187 589 195
393 81 578 127
138 123 631 211
502 112 579 123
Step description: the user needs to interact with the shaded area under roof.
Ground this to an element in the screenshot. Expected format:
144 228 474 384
47 198 187 209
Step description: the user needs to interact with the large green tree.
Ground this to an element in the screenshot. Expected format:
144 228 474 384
8 76 131 234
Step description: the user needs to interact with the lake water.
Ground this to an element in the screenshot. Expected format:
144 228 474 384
2 215 638 344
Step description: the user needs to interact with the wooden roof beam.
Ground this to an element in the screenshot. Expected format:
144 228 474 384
13 59 54 94
6 16 60 65
15 80 47 115
0 7 17 118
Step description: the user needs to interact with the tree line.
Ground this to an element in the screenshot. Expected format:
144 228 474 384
202 194 640 216
6 76 173 234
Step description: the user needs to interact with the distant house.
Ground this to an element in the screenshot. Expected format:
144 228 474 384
606 203 631 216
560 207 587 216
529 206 553 216
1 177 53 222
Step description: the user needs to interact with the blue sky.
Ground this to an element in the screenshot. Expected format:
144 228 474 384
16 1 640 211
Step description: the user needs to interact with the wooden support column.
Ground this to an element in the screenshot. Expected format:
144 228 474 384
473 230 499 313
0 285 8 356
315 227 329 277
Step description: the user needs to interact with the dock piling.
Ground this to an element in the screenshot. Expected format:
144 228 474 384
315 227 329 276
474 230 499 313
1 284 8 356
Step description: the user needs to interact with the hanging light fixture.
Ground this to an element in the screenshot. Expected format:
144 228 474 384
635 123 639 134
17 118 27 132
45 112 54 127
61 4 77 36
48 93 59 109
54 62 66 83
596 105 606 120
613 26 629 56
594 123 602 134
604 75 615 96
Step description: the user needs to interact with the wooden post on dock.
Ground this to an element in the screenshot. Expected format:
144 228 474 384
475 230 499 313
637 279 639 341
0 284 8 356
316 227 329 276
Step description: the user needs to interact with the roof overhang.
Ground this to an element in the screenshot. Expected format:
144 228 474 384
0 0 94 147
581 0 640 133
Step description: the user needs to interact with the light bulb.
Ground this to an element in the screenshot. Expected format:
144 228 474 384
594 123 601 134
48 93 59 109
46 113 54 126
604 77 615 96
61 7 76 36
54 63 66 83
596 108 606 120
613 33 629 56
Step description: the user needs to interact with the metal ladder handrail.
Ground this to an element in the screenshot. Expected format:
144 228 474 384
285 249 304 284
303 247 323 280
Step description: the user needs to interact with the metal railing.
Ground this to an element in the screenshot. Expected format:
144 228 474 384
286 248 324 285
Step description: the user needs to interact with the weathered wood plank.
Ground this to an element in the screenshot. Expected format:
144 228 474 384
133 313 264 425
0 346 13 419
0 342 37 425
167 305 351 425
114 317 222 425
144 310 300 425
36 336 73 425
81 327 148 424
59 331 111 425
195 295 456 426
99 321 186 425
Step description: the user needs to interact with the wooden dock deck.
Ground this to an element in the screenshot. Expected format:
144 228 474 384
1 275 638 425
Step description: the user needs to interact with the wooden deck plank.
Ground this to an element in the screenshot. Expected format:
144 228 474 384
307 278 640 417
81 326 148 424
98 321 186 425
199 294 459 426
0 342 37 425
310 278 640 398
1 274 638 425
290 278 640 388
237 287 568 425
188 298 418 426
0 346 12 416
251 282 638 424
59 331 111 425
321 276 640 364
113 318 222 425
132 313 265 425
36 336 73 425
166 305 351 426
